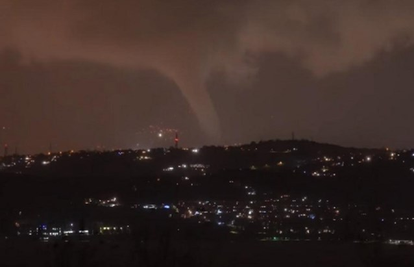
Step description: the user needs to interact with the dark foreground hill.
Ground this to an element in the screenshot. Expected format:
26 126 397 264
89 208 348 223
1 238 413 267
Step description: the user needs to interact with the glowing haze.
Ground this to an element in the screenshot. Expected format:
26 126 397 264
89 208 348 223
1 0 414 152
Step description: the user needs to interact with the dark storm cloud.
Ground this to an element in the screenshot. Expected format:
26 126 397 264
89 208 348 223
242 0 414 75
1 0 246 140
1 0 414 152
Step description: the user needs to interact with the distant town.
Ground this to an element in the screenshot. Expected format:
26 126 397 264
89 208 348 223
1 139 414 245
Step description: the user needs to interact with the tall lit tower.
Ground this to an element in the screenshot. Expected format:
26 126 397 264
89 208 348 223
174 132 179 149
48 143 53 155
4 143 8 157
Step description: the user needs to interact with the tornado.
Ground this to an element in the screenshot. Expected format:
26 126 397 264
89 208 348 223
163 64 221 143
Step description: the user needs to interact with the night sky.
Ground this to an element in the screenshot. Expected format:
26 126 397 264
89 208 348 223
1 0 414 153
